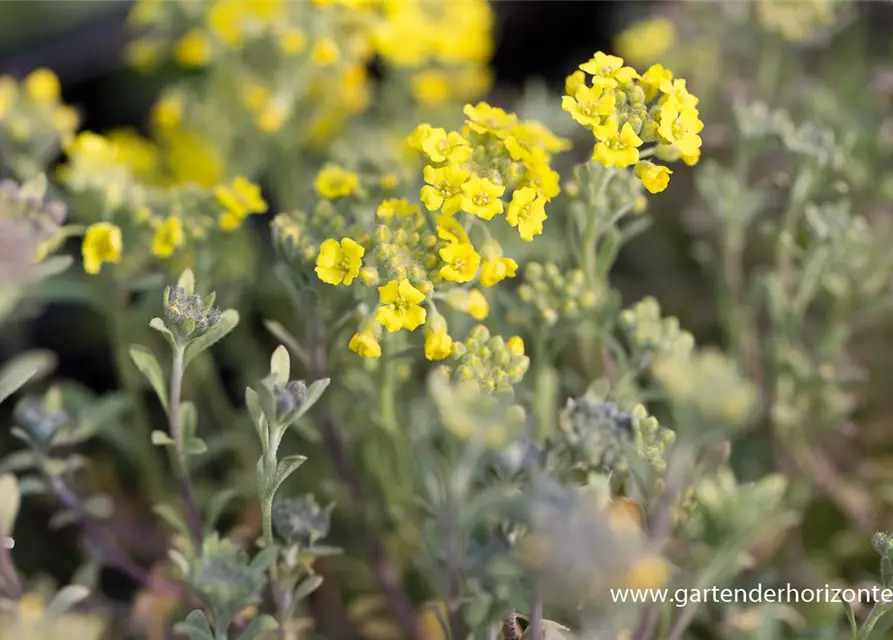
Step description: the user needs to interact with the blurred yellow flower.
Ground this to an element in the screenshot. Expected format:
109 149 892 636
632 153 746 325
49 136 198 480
614 17 677 66
315 237 365 286
152 216 185 258
24 68 61 104
174 29 212 67
314 164 359 199
635 161 673 194
82 222 123 275
215 176 267 231
349 328 382 358
376 279 426 332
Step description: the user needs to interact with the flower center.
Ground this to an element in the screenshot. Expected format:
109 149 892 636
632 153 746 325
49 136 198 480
473 191 491 206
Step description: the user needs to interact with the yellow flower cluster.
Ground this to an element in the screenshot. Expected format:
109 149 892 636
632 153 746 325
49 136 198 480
562 51 703 193
753 0 843 42
0 69 79 166
311 103 567 364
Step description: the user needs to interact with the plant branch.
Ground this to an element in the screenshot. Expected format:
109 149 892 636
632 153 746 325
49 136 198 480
168 344 204 549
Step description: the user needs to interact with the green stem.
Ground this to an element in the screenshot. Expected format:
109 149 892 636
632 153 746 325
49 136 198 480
856 601 893 640
168 344 204 549
581 165 614 288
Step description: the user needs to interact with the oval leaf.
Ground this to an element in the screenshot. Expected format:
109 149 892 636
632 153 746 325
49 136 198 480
129 345 169 411
149 317 176 348
151 430 176 447
0 351 56 406
238 614 279 640
183 309 240 369
267 455 308 500
184 437 208 456
0 474 21 535
293 574 324 602
45 585 90 620
174 609 214 640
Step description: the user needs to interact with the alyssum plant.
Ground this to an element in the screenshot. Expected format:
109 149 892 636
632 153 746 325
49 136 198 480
2 1 893 639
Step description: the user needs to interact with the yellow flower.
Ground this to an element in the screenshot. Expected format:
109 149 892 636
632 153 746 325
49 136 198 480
659 78 699 109
174 29 212 67
24 68 61 104
376 279 427 332
216 176 268 231
446 288 489 321
561 84 616 129
279 27 307 54
151 94 183 131
152 216 185 258
424 315 453 361
349 327 382 358
506 336 525 356
641 64 674 102
658 99 703 158
565 70 586 97
377 198 419 219
435 213 470 245
506 187 547 241
623 555 670 591
463 101 517 138
314 164 359 199
421 128 471 164
681 149 701 166
406 123 433 151
480 255 518 287
82 222 123 275
411 70 450 106
315 237 365 285
524 160 561 201
421 164 470 214
592 117 643 168
635 161 673 194
311 38 340 66
614 18 677 66
461 175 505 220
439 242 480 283
578 51 639 87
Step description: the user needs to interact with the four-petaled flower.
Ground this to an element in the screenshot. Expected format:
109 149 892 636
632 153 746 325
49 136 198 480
506 187 547 241
152 216 185 258
421 128 472 164
376 279 427 332
421 164 470 214
82 222 123 275
592 116 643 168
216 176 268 231
635 161 673 194
461 175 505 220
315 237 365 285
439 242 481 283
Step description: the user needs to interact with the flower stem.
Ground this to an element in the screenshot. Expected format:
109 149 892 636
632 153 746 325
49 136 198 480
168 344 204 550
856 600 893 639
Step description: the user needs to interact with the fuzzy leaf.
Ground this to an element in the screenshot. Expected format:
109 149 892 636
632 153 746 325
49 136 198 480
151 430 176 447
174 610 214 640
183 309 239 369
291 378 331 423
205 488 239 534
541 620 576 640
154 503 190 537
0 474 20 535
184 437 208 456
33 255 73 279
45 585 90 620
149 317 176 348
293 574 324 602
129 345 169 411
178 269 196 295
0 350 55 406
245 387 268 444
270 346 290 387
267 455 307 500
238 614 279 640
250 546 279 573
181 401 198 441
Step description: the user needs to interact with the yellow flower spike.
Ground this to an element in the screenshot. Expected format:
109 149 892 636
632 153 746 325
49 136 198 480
82 222 123 275
424 314 453 361
24 68 61 104
315 237 365 286
593 120 643 168
421 128 471 164
658 99 703 157
421 164 470 214
411 70 451 106
579 51 639 87
461 175 505 220
349 326 382 358
506 336 525 357
174 29 212 67
635 161 673 194
152 216 185 258
439 242 481 283
561 84 616 129
311 38 340 66
376 279 427 332
314 164 359 199
505 186 547 241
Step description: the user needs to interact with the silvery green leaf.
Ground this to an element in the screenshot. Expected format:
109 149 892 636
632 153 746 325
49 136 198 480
20 173 47 200
183 309 239 369
10 427 34 448
267 455 307 499
293 574 323 602
55 392 131 446
181 402 198 441
542 619 576 639
154 503 190 537
174 610 214 640
168 549 190 576
270 345 290 387
151 430 176 447
16 475 47 496
149 317 176 348
0 450 38 473
238 614 279 640
0 350 55 406
32 255 73 279
0 474 20 535
44 585 90 620
205 488 239 534
129 345 168 411
291 378 330 423
184 437 208 456
49 508 79 530
177 269 196 295
245 387 268 444
250 546 279 573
